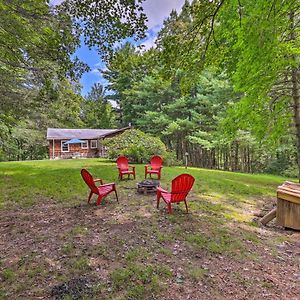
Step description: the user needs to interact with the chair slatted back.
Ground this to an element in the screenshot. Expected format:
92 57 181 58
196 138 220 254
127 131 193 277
81 169 98 194
116 156 129 171
171 173 195 202
150 155 163 170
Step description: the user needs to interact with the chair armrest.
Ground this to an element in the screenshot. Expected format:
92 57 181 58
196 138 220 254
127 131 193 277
99 183 115 187
157 186 168 193
129 166 135 170
94 178 103 184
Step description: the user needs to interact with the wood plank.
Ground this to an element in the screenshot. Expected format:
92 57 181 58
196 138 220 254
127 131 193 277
277 186 300 194
279 181 300 191
277 191 300 205
260 208 277 225
277 198 300 230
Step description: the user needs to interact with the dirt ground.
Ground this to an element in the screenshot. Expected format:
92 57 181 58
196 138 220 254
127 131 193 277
0 187 299 299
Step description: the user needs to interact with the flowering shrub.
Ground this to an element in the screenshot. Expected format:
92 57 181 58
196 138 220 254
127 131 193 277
104 129 167 163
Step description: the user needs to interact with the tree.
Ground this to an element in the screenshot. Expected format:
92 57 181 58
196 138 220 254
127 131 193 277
0 79 85 161
0 0 147 118
0 0 148 161
81 83 117 128
156 0 300 179
58 0 147 61
0 0 88 120
103 43 156 125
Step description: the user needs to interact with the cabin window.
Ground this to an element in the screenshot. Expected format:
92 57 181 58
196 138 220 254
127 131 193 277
91 140 97 149
61 140 69 152
81 140 88 149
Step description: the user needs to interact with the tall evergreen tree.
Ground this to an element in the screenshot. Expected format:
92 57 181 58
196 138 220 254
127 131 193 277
81 83 116 129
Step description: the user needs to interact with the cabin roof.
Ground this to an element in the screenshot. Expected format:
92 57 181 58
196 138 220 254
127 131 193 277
47 127 130 140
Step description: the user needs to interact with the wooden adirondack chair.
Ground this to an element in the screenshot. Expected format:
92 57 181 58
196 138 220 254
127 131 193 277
145 155 163 180
116 156 136 180
156 173 195 213
81 169 118 206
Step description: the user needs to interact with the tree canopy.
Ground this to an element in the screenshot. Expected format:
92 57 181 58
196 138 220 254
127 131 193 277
1 0 300 179
0 0 147 161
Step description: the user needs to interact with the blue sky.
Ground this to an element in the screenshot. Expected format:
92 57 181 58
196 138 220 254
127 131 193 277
50 0 185 96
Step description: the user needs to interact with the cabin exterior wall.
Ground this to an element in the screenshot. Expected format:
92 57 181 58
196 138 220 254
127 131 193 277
49 139 107 159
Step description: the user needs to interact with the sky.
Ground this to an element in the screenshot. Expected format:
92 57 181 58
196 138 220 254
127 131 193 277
50 0 185 96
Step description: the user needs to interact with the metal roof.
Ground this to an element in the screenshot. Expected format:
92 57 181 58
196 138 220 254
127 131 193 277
47 127 130 140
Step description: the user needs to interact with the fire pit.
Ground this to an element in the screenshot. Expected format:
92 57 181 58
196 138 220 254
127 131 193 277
137 179 160 195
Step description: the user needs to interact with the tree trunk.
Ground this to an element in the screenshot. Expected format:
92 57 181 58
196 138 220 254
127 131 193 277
292 68 300 182
290 12 300 182
224 147 229 171
234 142 239 171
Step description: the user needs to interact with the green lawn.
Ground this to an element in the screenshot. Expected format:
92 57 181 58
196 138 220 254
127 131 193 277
0 159 299 299
0 158 287 209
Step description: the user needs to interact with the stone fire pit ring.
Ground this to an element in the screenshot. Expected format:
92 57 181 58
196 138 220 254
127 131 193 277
137 179 160 195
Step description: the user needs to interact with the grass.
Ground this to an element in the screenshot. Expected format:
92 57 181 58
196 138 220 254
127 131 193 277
68 226 88 236
0 158 289 209
1 269 16 282
110 263 172 299
188 267 208 281
0 158 299 299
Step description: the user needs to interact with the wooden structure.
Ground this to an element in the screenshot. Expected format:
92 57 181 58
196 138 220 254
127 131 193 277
276 181 300 230
47 127 130 159
262 181 300 230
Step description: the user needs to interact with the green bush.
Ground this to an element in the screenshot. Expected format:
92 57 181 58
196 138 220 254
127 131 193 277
282 165 299 178
104 129 167 163
163 151 182 166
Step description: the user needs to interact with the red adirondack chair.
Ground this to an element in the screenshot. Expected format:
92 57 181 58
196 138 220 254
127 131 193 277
145 155 163 180
81 169 118 206
116 156 136 180
156 173 195 213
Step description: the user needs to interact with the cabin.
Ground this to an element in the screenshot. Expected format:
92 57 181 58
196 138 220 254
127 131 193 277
47 127 130 159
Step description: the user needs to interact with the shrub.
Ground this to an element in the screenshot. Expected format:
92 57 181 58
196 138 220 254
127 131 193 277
163 151 182 166
103 129 167 163
282 165 299 178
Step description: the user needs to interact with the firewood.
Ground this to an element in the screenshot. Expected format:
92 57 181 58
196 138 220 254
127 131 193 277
260 207 277 225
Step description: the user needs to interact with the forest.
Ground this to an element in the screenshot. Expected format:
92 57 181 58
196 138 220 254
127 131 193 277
1 0 299 179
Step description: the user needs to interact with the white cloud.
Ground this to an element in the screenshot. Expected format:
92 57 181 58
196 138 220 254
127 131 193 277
139 24 163 50
96 77 108 85
140 35 156 51
143 0 185 28
49 0 64 6
92 63 107 73
94 62 104 68
139 1 186 50
91 68 101 75
109 100 118 108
